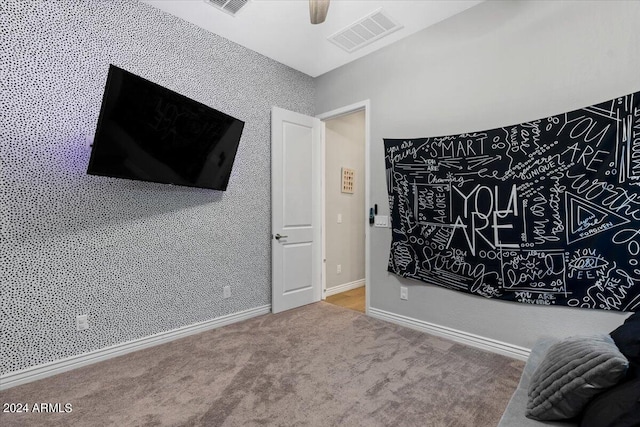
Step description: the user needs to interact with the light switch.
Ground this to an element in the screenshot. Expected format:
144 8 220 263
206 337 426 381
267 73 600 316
374 215 388 227
337 213 342 224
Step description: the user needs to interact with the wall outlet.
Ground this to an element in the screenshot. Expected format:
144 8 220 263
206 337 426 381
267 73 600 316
337 213 342 224
223 286 231 299
85 133 94 149
337 264 342 274
76 314 89 331
400 286 408 300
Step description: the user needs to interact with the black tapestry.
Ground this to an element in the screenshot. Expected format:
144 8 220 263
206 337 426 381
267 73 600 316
384 91 640 312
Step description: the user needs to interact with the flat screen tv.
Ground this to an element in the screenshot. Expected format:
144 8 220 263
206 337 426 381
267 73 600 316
87 65 244 191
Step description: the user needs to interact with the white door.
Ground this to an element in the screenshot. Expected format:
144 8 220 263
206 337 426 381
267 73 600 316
271 107 323 313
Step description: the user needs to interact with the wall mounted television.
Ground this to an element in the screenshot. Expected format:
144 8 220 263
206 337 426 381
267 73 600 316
87 65 244 191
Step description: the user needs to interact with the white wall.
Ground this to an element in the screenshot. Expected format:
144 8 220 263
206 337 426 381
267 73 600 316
315 0 639 349
324 111 366 289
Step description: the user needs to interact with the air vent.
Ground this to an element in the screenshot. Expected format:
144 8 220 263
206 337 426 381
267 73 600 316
203 0 250 16
329 9 403 53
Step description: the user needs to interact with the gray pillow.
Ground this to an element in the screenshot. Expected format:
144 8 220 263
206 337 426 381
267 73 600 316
526 334 628 421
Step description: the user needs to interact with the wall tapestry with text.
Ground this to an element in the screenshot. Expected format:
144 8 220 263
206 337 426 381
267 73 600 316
384 91 640 312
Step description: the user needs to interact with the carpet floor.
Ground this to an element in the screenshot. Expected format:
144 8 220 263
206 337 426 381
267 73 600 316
0 302 524 426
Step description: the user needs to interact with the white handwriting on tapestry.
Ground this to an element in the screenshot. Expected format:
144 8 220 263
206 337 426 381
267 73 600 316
384 92 640 311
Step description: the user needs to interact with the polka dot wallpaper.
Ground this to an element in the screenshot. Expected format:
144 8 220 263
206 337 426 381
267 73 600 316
0 0 314 375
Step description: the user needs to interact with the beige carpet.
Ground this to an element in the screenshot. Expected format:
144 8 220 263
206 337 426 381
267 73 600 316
0 302 524 426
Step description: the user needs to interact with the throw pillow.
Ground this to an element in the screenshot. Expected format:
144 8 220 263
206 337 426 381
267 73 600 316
610 312 640 365
580 377 640 427
526 334 629 421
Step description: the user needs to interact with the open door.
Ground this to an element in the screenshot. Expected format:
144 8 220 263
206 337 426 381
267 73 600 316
271 107 323 313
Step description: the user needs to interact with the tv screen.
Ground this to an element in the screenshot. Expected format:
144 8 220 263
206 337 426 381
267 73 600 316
87 65 244 191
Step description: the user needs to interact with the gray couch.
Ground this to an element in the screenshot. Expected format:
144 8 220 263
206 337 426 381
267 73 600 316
498 337 578 427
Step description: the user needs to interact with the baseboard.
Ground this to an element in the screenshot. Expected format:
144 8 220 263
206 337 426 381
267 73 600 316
0 305 271 390
324 279 365 297
368 307 530 361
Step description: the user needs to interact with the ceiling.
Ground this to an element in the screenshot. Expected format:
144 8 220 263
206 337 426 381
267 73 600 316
142 0 484 77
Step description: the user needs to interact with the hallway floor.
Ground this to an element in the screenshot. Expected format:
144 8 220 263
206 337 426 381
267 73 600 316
325 286 365 313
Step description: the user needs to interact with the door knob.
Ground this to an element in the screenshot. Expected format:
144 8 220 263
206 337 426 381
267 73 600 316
275 234 288 240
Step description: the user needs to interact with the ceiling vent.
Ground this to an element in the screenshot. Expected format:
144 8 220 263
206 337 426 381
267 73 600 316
329 9 403 53
203 0 250 16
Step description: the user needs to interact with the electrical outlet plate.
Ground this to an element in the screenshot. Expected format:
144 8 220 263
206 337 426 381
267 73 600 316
76 314 89 331
223 286 231 299
337 264 342 274
400 286 408 300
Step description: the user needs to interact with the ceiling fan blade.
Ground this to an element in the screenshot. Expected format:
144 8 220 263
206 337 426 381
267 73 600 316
309 0 330 25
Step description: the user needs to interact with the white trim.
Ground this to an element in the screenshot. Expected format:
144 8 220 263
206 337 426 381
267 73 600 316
317 100 371 314
368 307 530 361
321 121 327 300
324 279 365 297
0 305 271 390
364 104 370 315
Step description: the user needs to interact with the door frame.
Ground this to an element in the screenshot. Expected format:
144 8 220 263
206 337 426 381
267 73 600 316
316 100 371 314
